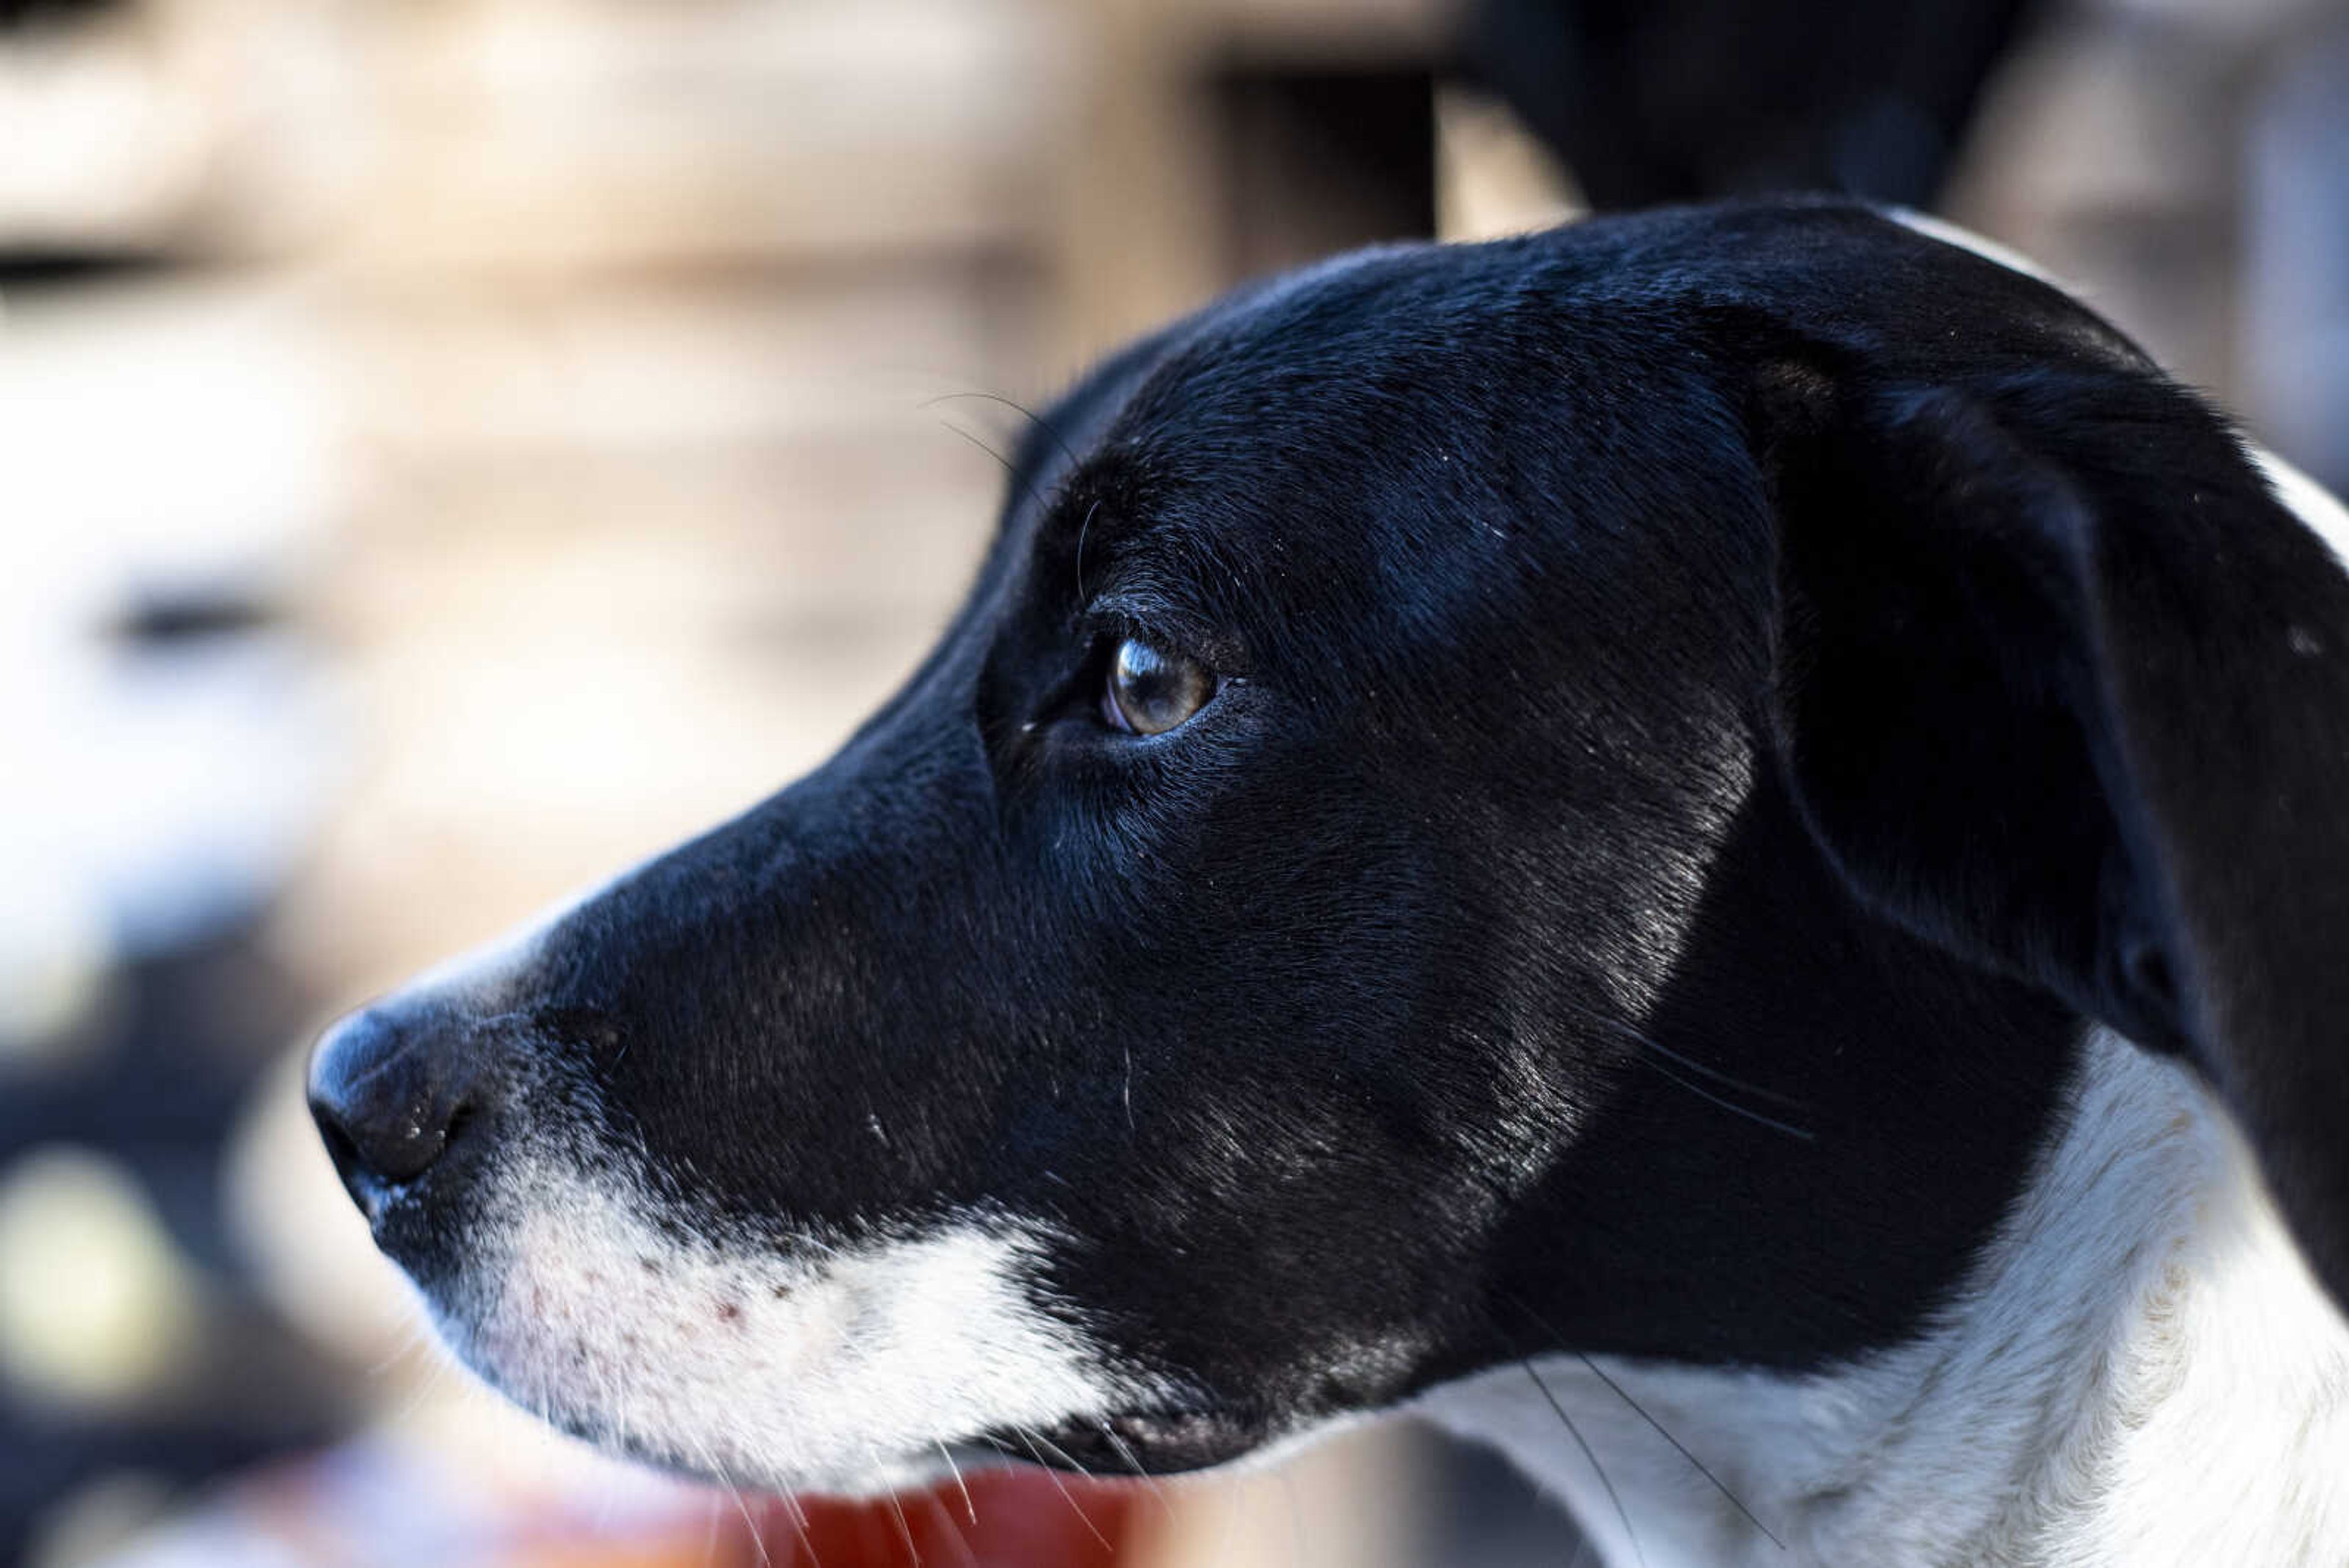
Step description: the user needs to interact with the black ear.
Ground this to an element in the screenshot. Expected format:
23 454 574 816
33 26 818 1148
1761 362 2349 1304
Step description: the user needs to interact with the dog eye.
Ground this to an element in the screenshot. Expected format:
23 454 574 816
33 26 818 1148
1102 637 1213 736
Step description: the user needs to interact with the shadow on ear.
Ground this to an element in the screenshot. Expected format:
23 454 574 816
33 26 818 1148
1760 363 2349 1306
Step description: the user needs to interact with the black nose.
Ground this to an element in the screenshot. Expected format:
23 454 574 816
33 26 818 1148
308 998 495 1200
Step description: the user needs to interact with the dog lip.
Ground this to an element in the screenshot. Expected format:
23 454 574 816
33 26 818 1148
998 1408 1264 1476
358 1182 442 1265
349 1130 497 1279
328 1153 434 1237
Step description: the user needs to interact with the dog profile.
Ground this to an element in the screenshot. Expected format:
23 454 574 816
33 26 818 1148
311 199 2349 1567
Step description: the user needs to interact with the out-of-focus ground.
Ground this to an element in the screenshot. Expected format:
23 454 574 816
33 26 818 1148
2 0 2344 1564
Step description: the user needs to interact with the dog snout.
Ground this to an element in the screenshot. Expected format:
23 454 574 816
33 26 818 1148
308 998 500 1208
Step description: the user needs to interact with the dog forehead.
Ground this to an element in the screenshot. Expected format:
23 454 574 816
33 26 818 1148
1041 268 1775 665
1105 245 1546 459
996 259 1600 614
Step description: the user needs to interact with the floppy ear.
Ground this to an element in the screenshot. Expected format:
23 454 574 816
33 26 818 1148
1759 362 2349 1305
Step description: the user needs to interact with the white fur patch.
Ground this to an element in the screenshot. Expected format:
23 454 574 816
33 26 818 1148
2252 444 2349 568
1418 1031 2349 1567
424 1148 1150 1496
1884 207 2068 288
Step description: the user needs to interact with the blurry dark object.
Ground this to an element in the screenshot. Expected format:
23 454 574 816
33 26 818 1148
0 910 349 1566
106 589 284 654
0 255 175 287
1209 61 1439 281
0 0 119 29
0 913 302 1269
1465 0 2045 207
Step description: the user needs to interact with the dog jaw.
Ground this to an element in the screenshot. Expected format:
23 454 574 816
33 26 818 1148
417 1146 1158 1495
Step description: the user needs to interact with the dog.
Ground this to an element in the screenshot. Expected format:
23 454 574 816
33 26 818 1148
310 199 2349 1567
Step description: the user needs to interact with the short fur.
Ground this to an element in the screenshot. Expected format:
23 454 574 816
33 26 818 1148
311 200 2349 1566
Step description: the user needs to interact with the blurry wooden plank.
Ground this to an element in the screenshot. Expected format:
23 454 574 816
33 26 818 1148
341 0 1067 274
1207 61 1437 283
336 267 1042 461
0 0 1069 270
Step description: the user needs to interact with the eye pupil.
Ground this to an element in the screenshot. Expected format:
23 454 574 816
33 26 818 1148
1106 637 1212 735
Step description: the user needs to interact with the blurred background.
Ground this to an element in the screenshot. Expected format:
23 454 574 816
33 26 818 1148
1 0 2344 1563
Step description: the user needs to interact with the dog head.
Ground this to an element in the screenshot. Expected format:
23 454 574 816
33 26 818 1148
310 201 2349 1493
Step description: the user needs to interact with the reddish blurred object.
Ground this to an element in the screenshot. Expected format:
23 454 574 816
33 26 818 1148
97 1433 1145 1568
719 1473 1141 1568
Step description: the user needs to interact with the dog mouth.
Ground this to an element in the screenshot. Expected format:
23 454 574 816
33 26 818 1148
985 1409 1267 1476
359 1140 1198 1498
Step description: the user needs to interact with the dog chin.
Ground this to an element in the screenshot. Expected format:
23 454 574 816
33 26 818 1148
390 1149 1173 1498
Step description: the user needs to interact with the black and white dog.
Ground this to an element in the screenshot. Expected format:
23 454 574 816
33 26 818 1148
311 201 2349 1567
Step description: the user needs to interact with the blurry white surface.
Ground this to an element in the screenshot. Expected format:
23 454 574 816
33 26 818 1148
0 283 347 1046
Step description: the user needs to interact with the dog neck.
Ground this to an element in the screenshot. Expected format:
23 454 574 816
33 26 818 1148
1419 1028 2349 1567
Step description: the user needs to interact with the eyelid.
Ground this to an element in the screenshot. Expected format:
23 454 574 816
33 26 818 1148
1078 592 1178 640
1078 595 1243 677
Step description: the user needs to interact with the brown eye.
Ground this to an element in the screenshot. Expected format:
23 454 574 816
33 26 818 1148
1102 637 1213 736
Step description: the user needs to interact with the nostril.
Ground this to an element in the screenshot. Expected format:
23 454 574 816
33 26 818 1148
308 1001 499 1200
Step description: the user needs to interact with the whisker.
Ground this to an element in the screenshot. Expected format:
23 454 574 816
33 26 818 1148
1094 1420 1176 1519
364 1321 429 1378
1023 1427 1098 1482
382 1340 457 1426
938 418 1019 478
1572 1352 1785 1550
934 1441 978 1526
777 1490 820 1568
1015 1428 1113 1551
1075 498 1100 602
685 1433 781 1568
878 1474 922 1568
1551 991 1814 1112
1633 1053 1815 1142
931 400 1072 535
1521 1359 1646 1568
921 1485 982 1568
721 1474 773 1568
919 389 1083 477
1606 1023 1811 1111
1507 1296 1786 1551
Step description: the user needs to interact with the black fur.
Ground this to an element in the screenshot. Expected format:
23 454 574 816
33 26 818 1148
312 199 2349 1476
